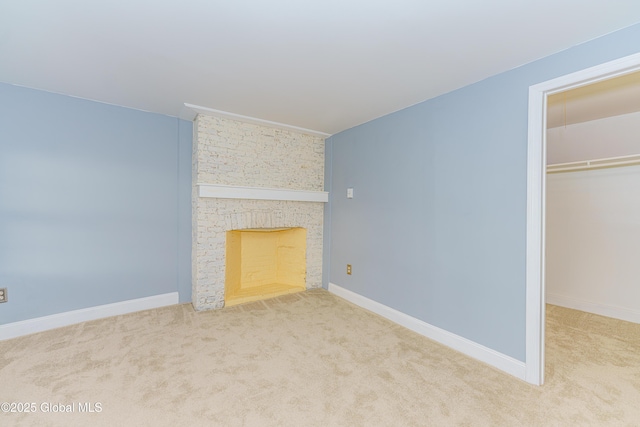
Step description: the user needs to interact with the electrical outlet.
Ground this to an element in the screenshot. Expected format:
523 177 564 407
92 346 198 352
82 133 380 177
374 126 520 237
347 264 352 275
0 288 7 303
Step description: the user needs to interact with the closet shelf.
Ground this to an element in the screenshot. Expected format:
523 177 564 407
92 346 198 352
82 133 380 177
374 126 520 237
547 154 640 173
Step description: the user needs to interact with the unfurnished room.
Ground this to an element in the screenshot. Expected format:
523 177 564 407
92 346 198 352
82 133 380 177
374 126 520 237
2 1 640 426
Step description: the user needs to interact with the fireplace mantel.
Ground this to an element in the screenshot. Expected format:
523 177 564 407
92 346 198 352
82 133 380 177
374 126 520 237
197 184 328 203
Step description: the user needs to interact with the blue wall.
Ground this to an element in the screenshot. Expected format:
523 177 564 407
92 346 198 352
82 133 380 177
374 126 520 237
0 83 192 324
322 136 333 289
328 23 640 361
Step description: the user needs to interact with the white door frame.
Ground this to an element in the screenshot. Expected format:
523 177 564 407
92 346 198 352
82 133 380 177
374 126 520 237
525 52 640 385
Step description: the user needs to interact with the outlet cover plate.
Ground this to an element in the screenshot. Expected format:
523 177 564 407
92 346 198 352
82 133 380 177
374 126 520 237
0 288 7 303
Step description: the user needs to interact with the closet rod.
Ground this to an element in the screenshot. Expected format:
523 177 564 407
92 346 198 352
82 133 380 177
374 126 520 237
547 153 640 173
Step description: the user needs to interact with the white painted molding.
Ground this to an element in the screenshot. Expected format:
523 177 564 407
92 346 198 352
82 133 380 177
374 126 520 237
526 51 640 386
328 283 527 381
0 293 179 341
526 82 547 386
547 293 640 324
181 103 331 138
197 184 328 203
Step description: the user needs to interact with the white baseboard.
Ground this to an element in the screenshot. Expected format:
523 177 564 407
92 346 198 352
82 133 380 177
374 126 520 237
328 283 526 381
0 292 179 341
547 293 640 324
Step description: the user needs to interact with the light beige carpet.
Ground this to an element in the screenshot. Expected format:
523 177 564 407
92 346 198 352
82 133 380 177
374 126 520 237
1 290 639 426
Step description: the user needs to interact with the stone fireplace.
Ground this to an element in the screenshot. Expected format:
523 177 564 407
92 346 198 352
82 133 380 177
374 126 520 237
225 227 306 306
191 111 327 310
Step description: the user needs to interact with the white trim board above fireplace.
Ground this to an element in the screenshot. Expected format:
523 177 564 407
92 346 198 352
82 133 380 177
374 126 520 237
181 103 331 138
197 184 328 203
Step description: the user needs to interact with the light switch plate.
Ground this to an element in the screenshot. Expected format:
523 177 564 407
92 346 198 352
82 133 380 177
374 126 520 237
347 188 354 199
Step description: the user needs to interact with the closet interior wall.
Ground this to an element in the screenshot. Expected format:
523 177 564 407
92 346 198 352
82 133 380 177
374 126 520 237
546 110 640 324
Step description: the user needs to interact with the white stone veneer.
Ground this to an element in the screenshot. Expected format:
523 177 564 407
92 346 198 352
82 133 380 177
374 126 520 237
192 115 325 310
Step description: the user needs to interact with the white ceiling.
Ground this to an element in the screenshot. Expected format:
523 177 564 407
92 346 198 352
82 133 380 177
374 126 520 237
2 1 640 135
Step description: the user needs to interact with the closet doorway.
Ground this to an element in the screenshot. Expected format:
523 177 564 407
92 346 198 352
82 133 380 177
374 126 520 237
546 71 640 323
525 52 640 385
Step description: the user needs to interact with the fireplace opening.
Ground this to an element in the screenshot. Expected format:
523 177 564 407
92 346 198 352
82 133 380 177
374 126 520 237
225 227 306 306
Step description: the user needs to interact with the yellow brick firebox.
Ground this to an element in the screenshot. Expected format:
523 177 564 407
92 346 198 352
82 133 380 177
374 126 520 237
224 227 306 306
